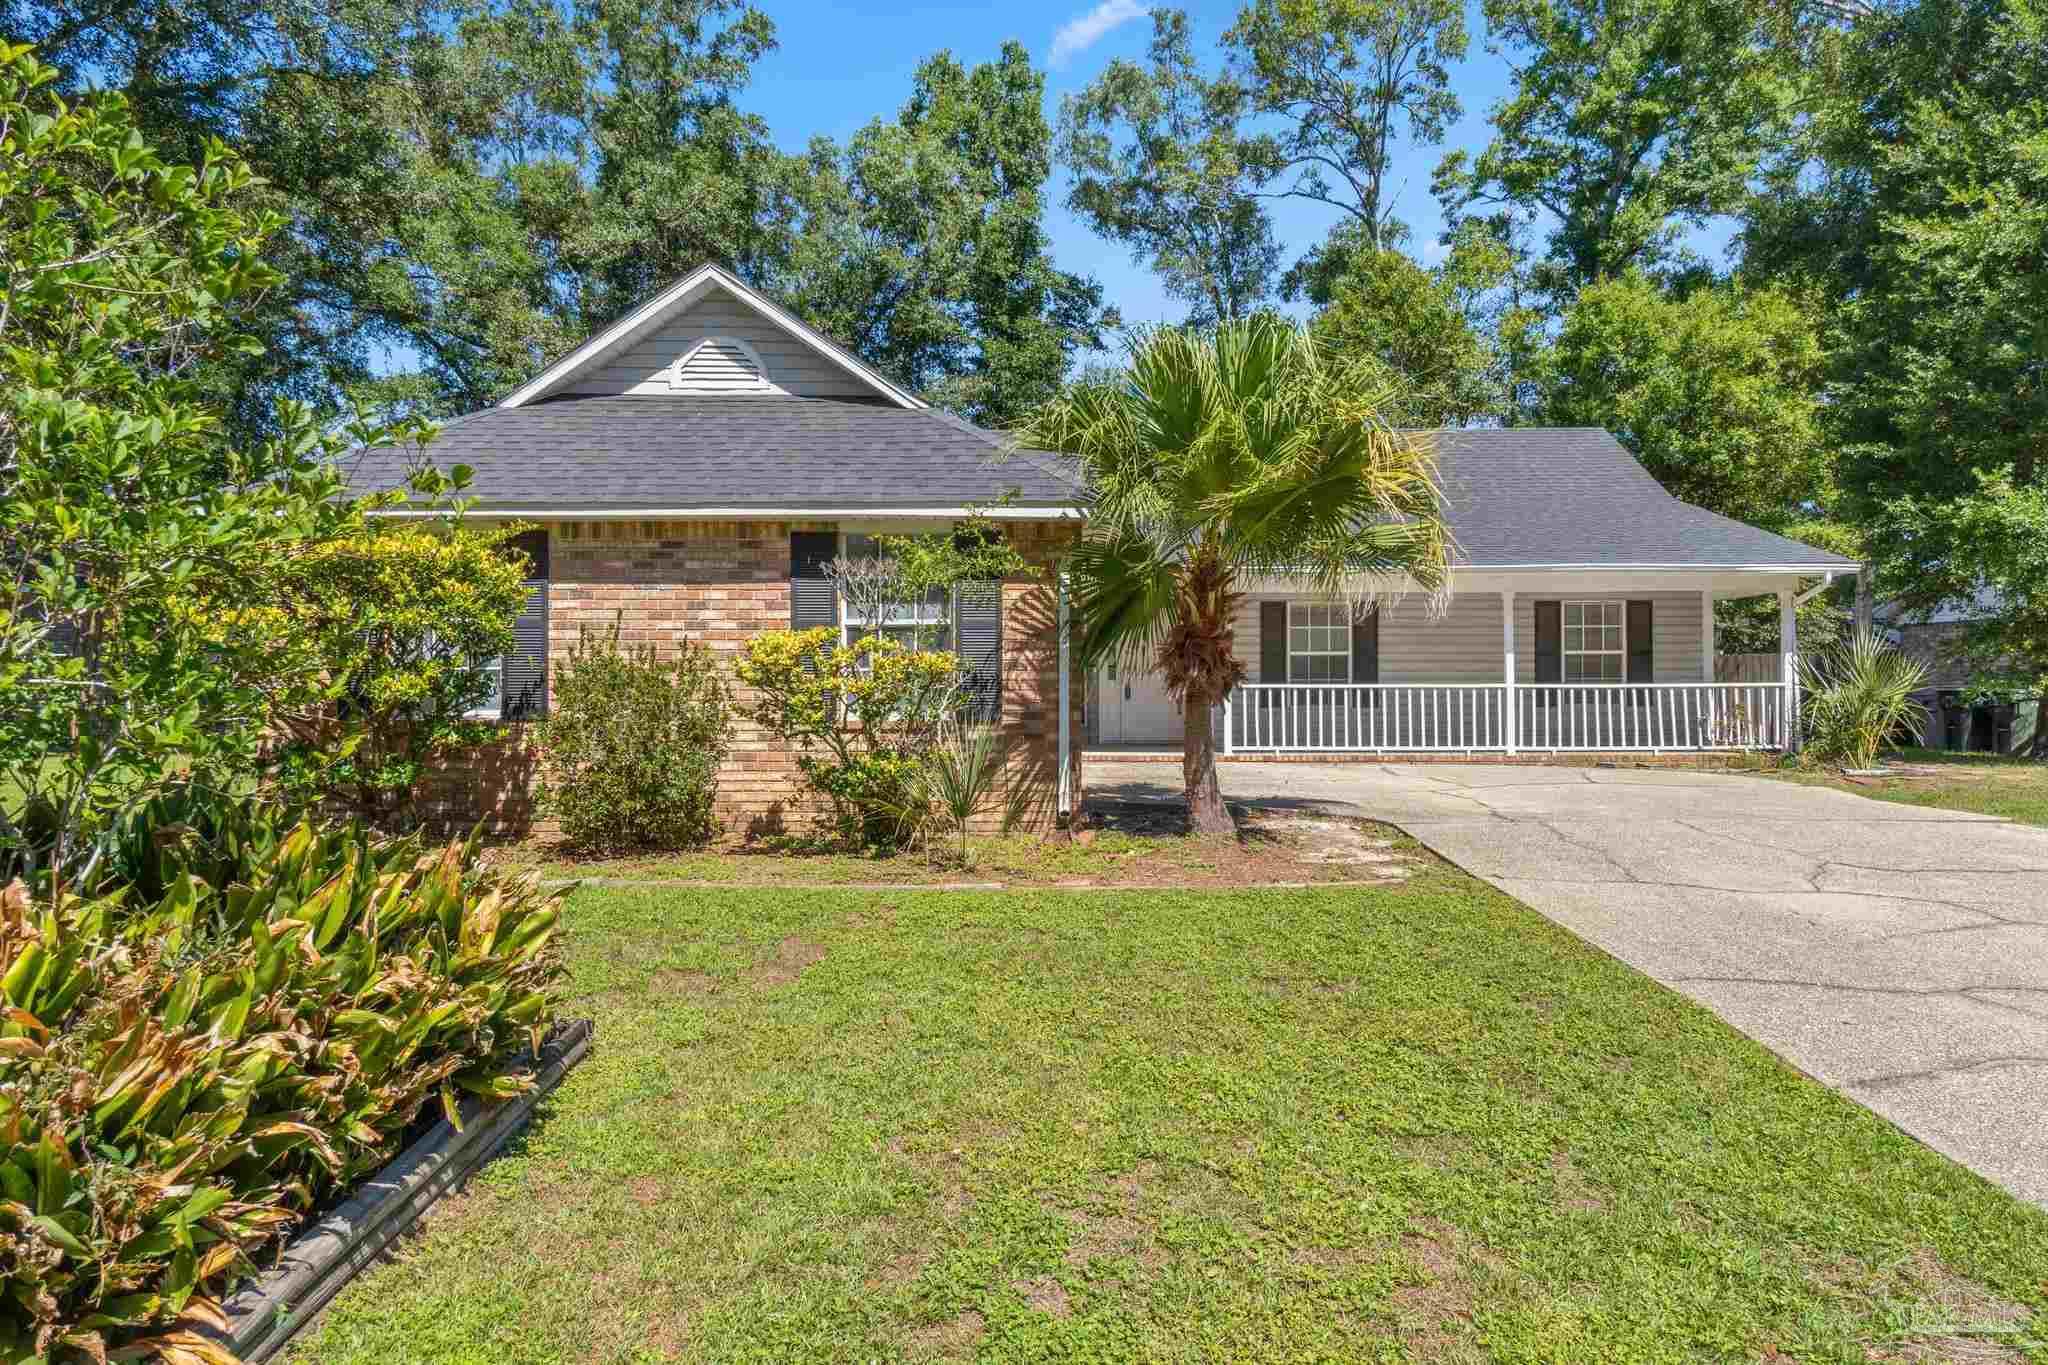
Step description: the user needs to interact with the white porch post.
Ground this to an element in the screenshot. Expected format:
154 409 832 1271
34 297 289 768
1779 587 1800 753
1501 590 1517 753
1700 592 1716 682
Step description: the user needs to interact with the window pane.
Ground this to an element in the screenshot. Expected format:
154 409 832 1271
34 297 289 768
1601 654 1622 680
477 657 503 716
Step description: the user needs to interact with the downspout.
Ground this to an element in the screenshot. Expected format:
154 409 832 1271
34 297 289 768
1056 569 1072 826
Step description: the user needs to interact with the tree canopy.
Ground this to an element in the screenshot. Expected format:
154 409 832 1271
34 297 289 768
5 0 1105 429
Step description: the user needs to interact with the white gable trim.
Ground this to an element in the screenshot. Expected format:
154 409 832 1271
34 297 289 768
497 263 924 410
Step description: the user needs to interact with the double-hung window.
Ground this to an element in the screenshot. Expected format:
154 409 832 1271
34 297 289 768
841 532 952 652
1562 600 1625 681
1287 602 1350 682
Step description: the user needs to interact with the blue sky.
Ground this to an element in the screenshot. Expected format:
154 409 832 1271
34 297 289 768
741 0 1524 334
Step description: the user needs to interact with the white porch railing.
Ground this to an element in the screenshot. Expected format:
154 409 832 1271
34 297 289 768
1222 682 1789 753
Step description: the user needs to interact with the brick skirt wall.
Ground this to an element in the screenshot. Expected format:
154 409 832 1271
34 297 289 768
421 518 1084 841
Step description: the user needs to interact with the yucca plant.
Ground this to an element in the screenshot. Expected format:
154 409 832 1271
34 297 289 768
909 723 1006 869
1799 630 1930 771
0 818 567 1364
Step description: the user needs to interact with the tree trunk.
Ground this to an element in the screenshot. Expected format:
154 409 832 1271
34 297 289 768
1181 688 1235 835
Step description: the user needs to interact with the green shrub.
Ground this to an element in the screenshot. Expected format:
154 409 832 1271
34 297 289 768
1800 630 1930 770
268 523 535 829
904 722 1006 867
734 630 964 848
0 816 566 1361
536 623 732 851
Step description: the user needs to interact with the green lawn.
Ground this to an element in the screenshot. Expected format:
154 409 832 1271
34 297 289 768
1771 748 2048 827
289 868 2048 1363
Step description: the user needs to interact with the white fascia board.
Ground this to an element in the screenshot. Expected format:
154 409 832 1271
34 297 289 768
1460 562 1858 574
496 263 924 411
370 505 1080 521
1241 566 1842 597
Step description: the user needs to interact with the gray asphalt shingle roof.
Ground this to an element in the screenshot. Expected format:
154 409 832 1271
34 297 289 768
348 399 1853 572
1432 427 1854 569
344 396 1080 510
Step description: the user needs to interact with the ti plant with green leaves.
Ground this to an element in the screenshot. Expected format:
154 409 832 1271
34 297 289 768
1014 316 1453 833
0 817 566 1363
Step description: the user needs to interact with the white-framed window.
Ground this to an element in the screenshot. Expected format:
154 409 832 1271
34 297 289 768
470 654 504 719
840 532 953 652
1288 602 1350 682
1563 600 1625 681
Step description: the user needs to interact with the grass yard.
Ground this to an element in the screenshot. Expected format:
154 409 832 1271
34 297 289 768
289 854 2048 1363
1771 748 2048 828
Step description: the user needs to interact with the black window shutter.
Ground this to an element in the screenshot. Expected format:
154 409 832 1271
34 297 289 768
1260 602 1287 682
954 580 1002 723
1351 608 1379 684
790 530 839 631
500 529 550 719
1627 599 1654 682
1534 601 1562 683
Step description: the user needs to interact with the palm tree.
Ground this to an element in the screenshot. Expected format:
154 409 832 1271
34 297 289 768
1014 316 1453 834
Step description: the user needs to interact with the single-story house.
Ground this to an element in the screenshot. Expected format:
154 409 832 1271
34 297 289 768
347 264 1858 835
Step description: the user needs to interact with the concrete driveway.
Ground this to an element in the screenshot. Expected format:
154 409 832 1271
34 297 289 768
1092 760 2048 1207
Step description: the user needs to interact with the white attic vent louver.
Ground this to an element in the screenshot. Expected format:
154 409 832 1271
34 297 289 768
670 335 771 393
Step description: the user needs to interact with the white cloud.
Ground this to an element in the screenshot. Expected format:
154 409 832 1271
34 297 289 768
1422 237 1451 265
1049 0 1146 69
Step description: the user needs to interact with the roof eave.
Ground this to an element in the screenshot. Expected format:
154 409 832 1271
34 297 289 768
367 501 1082 520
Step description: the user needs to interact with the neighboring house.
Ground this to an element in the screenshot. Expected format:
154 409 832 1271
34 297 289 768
348 264 1859 836
1876 591 2038 753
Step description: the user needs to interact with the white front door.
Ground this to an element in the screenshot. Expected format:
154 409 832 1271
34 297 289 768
1098 661 1184 745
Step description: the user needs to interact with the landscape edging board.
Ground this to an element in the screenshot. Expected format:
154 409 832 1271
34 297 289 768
208 1018 594 1362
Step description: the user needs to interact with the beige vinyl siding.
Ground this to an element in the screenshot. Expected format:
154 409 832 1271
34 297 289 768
1235 592 1501 683
561 287 878 399
1378 593 1503 682
1514 591 1704 683
1230 590 1707 684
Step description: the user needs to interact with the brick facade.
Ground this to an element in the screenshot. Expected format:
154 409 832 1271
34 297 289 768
422 519 1084 840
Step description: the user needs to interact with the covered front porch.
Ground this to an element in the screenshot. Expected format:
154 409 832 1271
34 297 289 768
1087 570 1829 757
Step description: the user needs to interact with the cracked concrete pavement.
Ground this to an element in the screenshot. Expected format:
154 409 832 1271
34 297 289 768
1090 760 2048 1207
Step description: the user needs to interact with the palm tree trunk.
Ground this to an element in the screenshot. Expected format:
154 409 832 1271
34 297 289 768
1182 688 1235 835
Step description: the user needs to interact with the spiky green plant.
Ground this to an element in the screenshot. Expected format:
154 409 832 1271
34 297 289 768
912 722 1006 868
1799 630 1931 771
0 819 566 1363
1013 317 1453 833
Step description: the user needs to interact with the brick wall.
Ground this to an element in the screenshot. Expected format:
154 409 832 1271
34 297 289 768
423 518 1083 840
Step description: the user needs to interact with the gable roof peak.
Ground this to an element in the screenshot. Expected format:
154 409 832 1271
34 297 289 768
496 263 925 412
